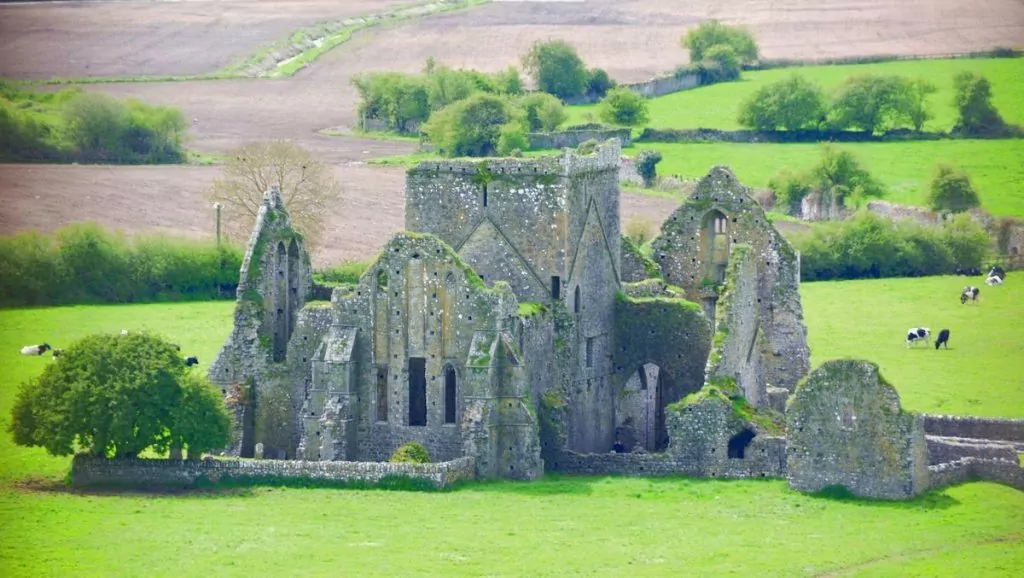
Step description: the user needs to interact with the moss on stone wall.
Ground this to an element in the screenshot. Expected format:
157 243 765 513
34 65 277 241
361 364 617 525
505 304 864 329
669 376 785 435
518 301 548 318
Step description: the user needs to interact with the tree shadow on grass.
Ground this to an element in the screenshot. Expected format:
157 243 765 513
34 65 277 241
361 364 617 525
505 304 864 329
12 477 258 499
803 484 960 511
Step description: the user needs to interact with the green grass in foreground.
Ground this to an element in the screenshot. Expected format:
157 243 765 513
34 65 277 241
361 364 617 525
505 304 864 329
638 139 1024 218
566 57 1024 132
801 272 1024 418
0 291 1022 575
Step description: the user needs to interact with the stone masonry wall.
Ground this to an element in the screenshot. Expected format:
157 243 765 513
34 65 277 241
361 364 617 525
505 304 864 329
922 415 1024 442
527 128 631 150
928 457 1024 492
650 166 809 392
926 436 1019 465
70 455 476 490
787 360 931 500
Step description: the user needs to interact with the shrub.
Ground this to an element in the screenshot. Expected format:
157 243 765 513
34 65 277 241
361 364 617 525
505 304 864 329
828 75 934 134
767 146 884 216
520 93 567 132
738 74 826 131
207 141 342 250
389 441 431 464
927 164 981 214
9 332 230 458
314 260 371 286
352 72 430 131
62 93 187 163
585 68 615 99
521 40 589 100
682 20 759 65
490 66 525 96
767 168 814 215
598 87 649 126
636 150 663 188
576 138 599 155
792 211 988 281
497 122 529 155
952 72 1006 136
422 93 523 157
0 223 241 308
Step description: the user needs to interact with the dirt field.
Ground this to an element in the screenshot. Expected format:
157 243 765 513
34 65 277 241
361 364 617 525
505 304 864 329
0 162 683 265
0 0 1017 265
0 0 409 80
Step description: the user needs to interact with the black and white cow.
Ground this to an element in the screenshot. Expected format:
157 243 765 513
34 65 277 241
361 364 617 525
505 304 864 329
906 328 931 348
988 266 1006 281
985 275 1003 286
960 286 980 304
934 329 950 350
185 356 199 367
20 343 52 356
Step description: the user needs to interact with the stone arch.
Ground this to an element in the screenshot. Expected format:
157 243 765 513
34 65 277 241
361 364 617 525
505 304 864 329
701 210 730 284
287 238 299 342
273 241 288 362
728 428 756 459
617 362 662 451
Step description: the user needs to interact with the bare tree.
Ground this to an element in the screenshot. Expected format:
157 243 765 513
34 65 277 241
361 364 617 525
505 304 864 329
206 141 342 249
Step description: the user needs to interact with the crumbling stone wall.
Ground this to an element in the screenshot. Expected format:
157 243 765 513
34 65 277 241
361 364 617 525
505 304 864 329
613 293 712 449
928 457 1024 492
620 236 659 282
922 415 1024 442
208 186 313 457
786 359 931 500
527 128 630 150
650 166 809 392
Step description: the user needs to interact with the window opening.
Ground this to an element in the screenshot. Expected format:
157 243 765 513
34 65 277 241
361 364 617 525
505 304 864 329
408 358 427 426
444 365 457 424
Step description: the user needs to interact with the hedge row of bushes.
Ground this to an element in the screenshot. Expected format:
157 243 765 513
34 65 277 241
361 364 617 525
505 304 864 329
0 82 188 164
792 212 990 281
0 223 241 308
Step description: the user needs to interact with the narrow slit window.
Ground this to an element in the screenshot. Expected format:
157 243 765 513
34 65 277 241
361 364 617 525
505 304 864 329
574 285 581 314
482 184 488 207
376 366 388 422
408 358 427 426
444 365 457 424
551 276 561 300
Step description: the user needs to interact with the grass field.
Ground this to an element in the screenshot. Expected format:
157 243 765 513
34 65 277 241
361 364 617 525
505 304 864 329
566 57 1024 132
0 280 1022 576
635 139 1024 217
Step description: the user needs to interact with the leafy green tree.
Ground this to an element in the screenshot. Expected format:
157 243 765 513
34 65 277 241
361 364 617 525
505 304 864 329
351 72 430 130
9 332 230 458
811 145 885 207
422 93 524 157
520 93 567 132
829 75 934 133
62 93 186 163
497 122 529 155
585 68 615 98
953 72 1006 135
738 74 826 131
521 40 588 100
491 66 524 95
682 20 758 65
598 87 650 126
927 164 981 213
898 78 937 131
636 149 663 188
767 168 814 215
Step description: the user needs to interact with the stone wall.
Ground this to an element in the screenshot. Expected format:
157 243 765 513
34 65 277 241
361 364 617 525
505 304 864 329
527 128 630 150
70 455 476 490
565 73 701 105
786 360 931 500
866 200 940 225
548 446 785 479
928 457 1024 492
620 237 658 282
650 166 810 392
926 436 1019 465
921 415 1024 442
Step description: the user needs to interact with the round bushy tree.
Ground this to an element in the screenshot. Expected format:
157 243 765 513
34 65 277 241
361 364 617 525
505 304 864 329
953 72 1006 135
681 20 759 65
636 149 663 188
9 332 230 458
927 164 981 213
423 93 524 157
738 74 826 131
520 92 567 132
389 441 431 464
598 87 650 127
521 40 588 100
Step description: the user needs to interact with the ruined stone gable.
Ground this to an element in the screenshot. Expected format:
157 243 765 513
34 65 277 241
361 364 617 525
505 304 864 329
650 167 809 393
786 359 931 500
208 186 313 457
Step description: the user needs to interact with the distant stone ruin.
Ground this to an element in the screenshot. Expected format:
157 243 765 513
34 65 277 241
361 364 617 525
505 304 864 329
192 141 1020 497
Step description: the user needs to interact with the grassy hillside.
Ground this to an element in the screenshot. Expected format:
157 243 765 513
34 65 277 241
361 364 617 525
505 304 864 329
0 286 1022 575
636 139 1024 217
566 57 1024 132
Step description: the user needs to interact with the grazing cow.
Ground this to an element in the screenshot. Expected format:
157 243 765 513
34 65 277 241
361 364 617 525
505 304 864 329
51 348 63 359
985 275 1003 286
960 286 980 304
20 343 52 356
906 328 931 348
988 266 1006 281
935 329 950 350
185 356 199 367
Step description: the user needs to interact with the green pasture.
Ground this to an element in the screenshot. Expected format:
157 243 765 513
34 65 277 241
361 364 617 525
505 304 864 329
1 280 1022 576
566 57 1024 132
638 139 1024 217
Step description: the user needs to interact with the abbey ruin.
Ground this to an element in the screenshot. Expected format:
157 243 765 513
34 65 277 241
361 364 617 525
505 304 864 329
199 139 1023 498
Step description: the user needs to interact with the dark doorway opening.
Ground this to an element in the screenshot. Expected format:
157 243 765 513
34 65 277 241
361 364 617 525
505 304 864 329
376 365 388 422
551 276 561 300
444 364 457 424
574 285 581 313
728 428 756 459
409 357 427 426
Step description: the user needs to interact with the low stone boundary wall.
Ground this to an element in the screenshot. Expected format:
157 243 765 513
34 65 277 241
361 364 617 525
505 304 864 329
922 415 1024 443
528 128 630 150
548 446 785 479
564 73 701 105
928 457 1024 491
926 436 1019 465
70 455 476 490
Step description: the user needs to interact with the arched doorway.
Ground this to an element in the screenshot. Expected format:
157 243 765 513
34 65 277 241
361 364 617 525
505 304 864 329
617 363 662 451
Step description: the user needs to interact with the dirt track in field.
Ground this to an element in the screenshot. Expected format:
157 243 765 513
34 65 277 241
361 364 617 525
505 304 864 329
0 0 1018 264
